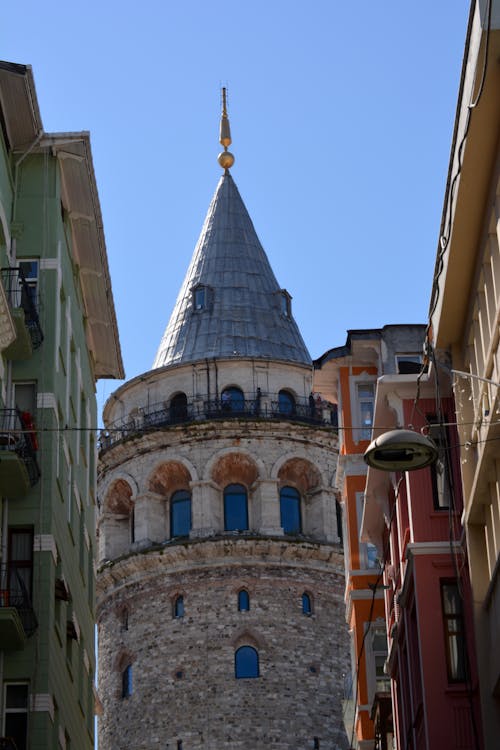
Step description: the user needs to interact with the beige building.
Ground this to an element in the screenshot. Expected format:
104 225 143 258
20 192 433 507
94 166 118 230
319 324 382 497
429 1 500 745
96 104 349 749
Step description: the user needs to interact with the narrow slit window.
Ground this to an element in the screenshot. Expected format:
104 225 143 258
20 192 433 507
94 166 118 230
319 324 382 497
302 592 312 615
238 589 250 611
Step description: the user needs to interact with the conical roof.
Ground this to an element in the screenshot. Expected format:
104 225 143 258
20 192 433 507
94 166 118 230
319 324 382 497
153 172 311 368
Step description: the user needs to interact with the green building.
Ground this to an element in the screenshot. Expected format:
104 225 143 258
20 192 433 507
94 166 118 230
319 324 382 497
0 61 123 749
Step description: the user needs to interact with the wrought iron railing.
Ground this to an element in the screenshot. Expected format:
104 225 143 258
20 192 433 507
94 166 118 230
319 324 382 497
0 564 38 637
0 738 19 750
0 409 40 486
1 267 44 349
99 394 338 452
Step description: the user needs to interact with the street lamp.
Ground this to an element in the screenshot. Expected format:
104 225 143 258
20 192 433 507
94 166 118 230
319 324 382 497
363 429 438 472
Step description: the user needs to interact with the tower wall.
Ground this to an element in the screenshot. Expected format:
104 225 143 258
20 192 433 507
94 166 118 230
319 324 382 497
97 541 349 750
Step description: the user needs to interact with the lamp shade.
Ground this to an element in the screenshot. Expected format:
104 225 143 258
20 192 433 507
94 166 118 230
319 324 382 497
363 429 438 472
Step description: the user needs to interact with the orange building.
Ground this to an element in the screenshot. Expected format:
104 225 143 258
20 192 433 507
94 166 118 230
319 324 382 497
314 325 426 750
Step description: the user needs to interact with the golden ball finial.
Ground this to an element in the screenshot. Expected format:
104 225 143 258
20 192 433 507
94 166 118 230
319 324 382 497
218 150 235 170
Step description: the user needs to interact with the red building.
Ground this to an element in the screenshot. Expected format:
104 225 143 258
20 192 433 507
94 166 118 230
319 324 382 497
362 372 483 750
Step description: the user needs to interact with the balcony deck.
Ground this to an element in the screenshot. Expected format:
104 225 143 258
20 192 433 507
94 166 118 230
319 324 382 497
99 395 338 454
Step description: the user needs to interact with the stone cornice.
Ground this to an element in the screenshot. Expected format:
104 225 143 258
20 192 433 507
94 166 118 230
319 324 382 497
97 536 345 597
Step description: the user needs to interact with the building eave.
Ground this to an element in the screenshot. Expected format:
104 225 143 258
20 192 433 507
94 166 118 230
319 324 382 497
0 61 43 150
430 4 500 349
48 132 124 380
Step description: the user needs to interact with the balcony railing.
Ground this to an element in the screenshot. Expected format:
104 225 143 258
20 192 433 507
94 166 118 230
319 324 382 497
99 394 338 453
0 409 41 488
1 267 44 351
0 739 19 750
0 564 38 637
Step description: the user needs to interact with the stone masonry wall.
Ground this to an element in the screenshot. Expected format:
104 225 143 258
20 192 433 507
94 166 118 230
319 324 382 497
97 539 349 750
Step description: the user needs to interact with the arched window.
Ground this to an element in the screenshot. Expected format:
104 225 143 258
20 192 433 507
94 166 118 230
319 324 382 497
224 484 248 531
170 490 192 538
280 486 302 534
121 665 133 698
278 389 295 416
221 386 245 413
302 592 312 616
174 595 184 618
235 646 259 678
238 590 250 611
170 393 188 423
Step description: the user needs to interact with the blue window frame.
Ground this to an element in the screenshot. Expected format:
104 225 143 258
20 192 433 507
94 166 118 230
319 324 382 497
280 486 301 534
278 389 295 416
174 595 184 618
221 386 245 412
238 589 250 611
170 490 192 538
224 484 248 531
235 646 259 678
122 665 133 698
302 592 312 615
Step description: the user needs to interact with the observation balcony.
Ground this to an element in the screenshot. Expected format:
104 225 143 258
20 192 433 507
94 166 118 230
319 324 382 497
1 267 43 358
99 393 338 454
0 565 38 649
0 409 40 496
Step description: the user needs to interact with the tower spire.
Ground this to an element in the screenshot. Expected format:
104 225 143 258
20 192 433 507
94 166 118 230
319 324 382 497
218 87 235 171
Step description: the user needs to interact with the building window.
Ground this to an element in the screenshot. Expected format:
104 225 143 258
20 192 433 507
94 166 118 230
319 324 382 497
224 484 248 531
193 286 206 311
357 384 374 440
280 486 302 534
170 490 192 538
279 289 291 318
18 259 39 309
238 590 250 611
170 392 188 423
441 581 467 682
278 389 295 416
302 592 313 615
8 528 33 603
235 646 259 679
3 683 29 750
173 595 184 619
121 666 133 698
428 420 451 510
221 386 245 413
395 354 423 374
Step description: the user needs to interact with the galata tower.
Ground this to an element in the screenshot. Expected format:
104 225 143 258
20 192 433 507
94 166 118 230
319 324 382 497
96 92 349 750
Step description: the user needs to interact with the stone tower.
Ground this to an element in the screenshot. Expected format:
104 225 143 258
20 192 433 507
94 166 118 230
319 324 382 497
96 95 349 750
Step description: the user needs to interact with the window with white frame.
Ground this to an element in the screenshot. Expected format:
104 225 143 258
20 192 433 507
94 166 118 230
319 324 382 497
356 492 378 569
395 353 423 374
357 384 375 440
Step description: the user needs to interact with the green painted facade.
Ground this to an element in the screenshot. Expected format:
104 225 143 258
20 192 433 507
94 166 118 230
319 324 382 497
0 62 123 750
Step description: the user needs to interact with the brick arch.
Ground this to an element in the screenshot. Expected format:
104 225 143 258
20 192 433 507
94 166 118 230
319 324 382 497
232 628 264 650
148 460 194 495
210 451 261 488
103 478 134 515
275 457 322 494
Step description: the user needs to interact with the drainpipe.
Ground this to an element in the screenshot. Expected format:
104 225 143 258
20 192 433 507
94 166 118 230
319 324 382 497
205 358 210 402
213 357 218 398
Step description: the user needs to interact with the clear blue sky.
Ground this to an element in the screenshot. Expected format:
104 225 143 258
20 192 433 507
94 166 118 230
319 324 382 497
2 1 470 421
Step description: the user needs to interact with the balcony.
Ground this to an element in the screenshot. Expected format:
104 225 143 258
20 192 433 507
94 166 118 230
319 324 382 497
0 739 19 750
0 565 38 649
0 409 40 496
99 393 338 453
1 267 43 358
